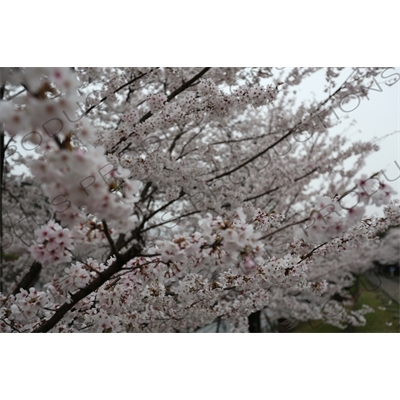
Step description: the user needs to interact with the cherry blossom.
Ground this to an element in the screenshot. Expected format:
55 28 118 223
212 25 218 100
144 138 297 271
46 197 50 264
0 67 399 333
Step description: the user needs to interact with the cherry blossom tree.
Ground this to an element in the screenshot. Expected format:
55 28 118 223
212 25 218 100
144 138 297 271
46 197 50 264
0 67 399 333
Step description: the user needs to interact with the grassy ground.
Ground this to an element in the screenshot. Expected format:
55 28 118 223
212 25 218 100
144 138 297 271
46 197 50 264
4 253 20 261
290 275 400 333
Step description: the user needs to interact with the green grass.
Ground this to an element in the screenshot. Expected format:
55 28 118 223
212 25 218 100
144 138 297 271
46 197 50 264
4 253 20 261
290 275 400 333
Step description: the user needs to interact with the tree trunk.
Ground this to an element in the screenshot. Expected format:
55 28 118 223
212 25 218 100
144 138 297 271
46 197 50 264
248 310 261 333
13 261 42 295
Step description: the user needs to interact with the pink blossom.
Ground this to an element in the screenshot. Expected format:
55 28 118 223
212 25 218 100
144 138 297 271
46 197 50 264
0 67 397 333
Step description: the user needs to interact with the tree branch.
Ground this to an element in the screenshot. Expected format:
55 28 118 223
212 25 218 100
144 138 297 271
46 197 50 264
84 69 153 116
297 242 328 264
0 83 6 293
13 261 42 296
102 220 121 261
31 243 141 333
109 67 211 155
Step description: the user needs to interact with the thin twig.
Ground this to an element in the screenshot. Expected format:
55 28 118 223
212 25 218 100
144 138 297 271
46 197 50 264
297 242 328 265
102 220 121 261
110 68 211 155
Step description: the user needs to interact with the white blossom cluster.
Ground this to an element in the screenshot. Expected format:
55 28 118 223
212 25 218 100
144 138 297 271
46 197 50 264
0 67 399 333
29 220 74 267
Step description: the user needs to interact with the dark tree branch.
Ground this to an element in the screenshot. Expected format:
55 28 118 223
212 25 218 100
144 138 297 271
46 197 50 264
259 216 312 241
84 69 153 116
206 71 364 184
244 167 318 203
297 242 328 265
109 67 211 155
248 310 262 333
13 262 42 296
139 190 185 230
32 242 142 333
102 220 121 261
0 83 5 293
